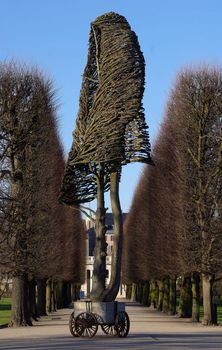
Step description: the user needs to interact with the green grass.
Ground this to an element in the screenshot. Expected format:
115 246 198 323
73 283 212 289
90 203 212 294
200 305 222 324
217 307 222 324
0 297 11 325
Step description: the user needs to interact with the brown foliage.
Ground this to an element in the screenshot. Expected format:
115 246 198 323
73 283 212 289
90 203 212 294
168 66 222 275
124 65 222 283
123 120 183 282
0 62 85 284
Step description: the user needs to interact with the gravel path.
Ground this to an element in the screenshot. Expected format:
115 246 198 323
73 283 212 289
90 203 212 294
0 301 221 350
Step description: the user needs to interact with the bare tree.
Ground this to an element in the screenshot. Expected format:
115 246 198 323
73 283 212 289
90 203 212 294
167 66 222 324
0 62 85 325
123 123 183 281
29 122 86 316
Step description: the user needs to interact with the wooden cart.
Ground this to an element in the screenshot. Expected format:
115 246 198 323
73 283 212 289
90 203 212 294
69 300 130 338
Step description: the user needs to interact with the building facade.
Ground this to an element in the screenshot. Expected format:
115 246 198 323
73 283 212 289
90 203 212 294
81 213 127 299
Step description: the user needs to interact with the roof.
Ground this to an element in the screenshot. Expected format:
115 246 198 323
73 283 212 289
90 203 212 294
105 212 127 226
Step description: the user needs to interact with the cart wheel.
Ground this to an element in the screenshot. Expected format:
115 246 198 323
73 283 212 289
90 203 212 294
75 312 98 338
101 324 117 336
69 312 79 337
94 313 104 325
115 311 130 337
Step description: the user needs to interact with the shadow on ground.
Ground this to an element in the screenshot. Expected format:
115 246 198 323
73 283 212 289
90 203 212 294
1 333 222 350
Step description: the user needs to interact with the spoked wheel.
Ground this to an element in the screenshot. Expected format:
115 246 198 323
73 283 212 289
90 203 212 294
69 312 79 337
115 311 130 337
75 312 98 338
94 313 104 325
101 324 117 336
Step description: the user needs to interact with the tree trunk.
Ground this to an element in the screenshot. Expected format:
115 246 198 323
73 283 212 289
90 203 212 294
57 281 71 308
130 283 137 302
178 275 192 318
56 281 64 309
168 276 176 315
202 273 215 325
37 279 47 316
28 278 38 321
162 276 170 313
71 284 80 301
157 279 164 311
136 281 143 303
10 274 32 327
101 166 123 301
142 281 150 306
66 283 72 306
91 166 107 301
46 279 52 313
191 272 200 322
51 280 57 312
150 280 158 309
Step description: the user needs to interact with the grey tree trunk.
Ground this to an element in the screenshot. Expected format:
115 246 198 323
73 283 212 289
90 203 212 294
51 280 57 312
91 167 107 301
168 276 176 315
101 167 123 301
150 280 158 309
202 273 215 325
10 144 32 327
10 274 32 327
28 278 38 321
37 279 47 316
162 276 170 313
191 272 200 322
130 283 137 302
46 279 52 313
178 275 192 318
157 279 164 311
142 281 150 306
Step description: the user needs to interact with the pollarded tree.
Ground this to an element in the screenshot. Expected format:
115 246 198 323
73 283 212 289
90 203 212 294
123 118 183 312
0 62 86 324
168 66 222 325
29 124 86 316
60 12 152 301
0 63 56 325
0 63 61 325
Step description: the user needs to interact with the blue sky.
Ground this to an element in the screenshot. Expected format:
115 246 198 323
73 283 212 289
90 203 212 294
1 0 222 212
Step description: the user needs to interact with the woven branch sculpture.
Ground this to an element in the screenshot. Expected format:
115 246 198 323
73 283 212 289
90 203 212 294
60 12 151 205
60 12 152 301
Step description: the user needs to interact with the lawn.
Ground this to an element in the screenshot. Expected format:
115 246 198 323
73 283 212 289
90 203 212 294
200 305 222 324
0 297 11 326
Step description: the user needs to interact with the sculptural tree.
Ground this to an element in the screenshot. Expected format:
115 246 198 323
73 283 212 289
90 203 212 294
60 12 152 302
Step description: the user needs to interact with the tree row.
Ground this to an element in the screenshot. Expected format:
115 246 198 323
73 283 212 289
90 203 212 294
123 66 222 325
